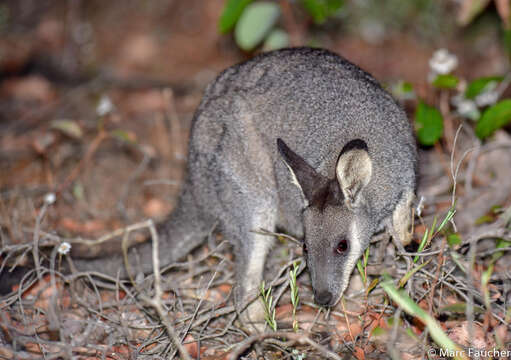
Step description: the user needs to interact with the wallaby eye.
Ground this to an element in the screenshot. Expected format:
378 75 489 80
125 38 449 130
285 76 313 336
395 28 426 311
335 239 348 255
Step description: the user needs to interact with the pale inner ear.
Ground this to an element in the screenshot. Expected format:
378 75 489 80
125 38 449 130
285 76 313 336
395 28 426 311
283 161 308 205
336 149 372 208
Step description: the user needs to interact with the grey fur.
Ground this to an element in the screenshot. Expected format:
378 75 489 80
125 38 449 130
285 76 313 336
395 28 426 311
73 47 417 317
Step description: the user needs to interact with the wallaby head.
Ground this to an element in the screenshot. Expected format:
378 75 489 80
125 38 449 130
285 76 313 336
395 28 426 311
277 138 374 307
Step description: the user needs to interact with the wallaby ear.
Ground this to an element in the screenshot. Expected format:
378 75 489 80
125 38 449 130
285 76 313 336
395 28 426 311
336 139 372 209
277 138 326 202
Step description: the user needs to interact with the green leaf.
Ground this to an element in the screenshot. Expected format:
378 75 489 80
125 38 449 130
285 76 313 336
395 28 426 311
356 259 366 284
262 28 289 51
438 302 485 314
391 81 415 101
475 99 511 139
234 2 280 51
447 233 461 247
366 278 379 295
475 214 494 225
371 326 386 337
496 239 511 249
465 76 503 99
300 0 344 24
218 0 253 33
381 277 467 360
72 182 85 201
432 74 459 89
51 119 83 139
111 129 136 144
415 101 444 146
399 258 432 288
401 82 413 93
492 238 511 261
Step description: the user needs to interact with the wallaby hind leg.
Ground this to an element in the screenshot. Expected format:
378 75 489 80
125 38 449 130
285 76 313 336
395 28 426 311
224 207 276 332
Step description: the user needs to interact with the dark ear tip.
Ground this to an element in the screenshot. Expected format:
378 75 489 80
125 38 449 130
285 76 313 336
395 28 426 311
340 139 368 156
276 138 287 155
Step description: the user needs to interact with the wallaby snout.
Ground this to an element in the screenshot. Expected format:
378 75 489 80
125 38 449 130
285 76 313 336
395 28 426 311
314 289 333 306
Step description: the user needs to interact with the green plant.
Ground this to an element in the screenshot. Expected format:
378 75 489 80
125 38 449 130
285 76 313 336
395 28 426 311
356 246 369 286
415 101 444 146
381 277 468 360
218 0 344 51
259 281 277 331
289 260 300 332
411 47 510 145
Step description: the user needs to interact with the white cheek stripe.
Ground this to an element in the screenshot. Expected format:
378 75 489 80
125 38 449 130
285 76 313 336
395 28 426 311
336 221 362 302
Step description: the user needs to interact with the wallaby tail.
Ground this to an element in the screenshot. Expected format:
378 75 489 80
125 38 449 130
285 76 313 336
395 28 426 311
71 186 211 279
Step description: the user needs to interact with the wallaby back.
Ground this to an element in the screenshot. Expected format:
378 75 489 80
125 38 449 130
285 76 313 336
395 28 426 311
185 47 416 309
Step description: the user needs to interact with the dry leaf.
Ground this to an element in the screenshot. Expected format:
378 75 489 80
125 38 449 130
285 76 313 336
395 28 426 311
448 321 495 349
353 346 365 360
51 120 83 139
184 335 199 358
2 75 56 102
143 198 168 217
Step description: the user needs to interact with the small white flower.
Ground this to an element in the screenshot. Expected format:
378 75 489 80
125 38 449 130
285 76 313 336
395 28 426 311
457 99 480 120
416 196 425 217
475 91 499 107
96 95 114 117
44 192 56 205
58 242 71 255
451 94 480 120
429 49 458 75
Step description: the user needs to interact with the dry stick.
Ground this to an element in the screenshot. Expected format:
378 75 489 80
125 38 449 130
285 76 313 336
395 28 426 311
47 246 62 336
253 228 302 246
138 220 192 360
448 125 477 344
117 152 151 218
427 238 447 315
433 141 452 184
341 299 355 345
32 201 50 283
279 0 305 45
388 307 403 354
229 331 343 360
169 259 225 360
440 90 454 153
163 88 185 161
57 129 108 194
464 138 481 197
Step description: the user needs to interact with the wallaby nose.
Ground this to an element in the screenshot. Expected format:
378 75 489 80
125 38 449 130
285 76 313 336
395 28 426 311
314 290 333 306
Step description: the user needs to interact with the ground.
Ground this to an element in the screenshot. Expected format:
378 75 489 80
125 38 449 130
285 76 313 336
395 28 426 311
0 1 510 359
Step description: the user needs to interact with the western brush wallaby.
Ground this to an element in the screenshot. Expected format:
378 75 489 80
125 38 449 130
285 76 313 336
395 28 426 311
3 47 417 328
